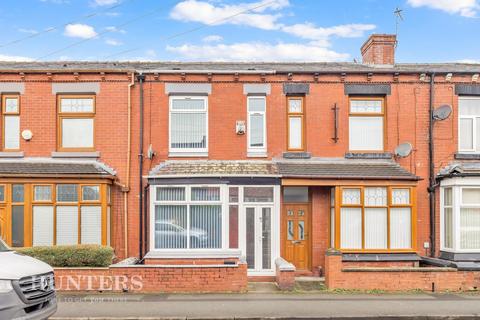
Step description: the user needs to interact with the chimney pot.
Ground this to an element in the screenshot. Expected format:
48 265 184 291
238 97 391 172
361 34 397 65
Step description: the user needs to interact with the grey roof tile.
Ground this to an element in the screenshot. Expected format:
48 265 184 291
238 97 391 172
438 162 480 177
0 161 115 177
149 160 279 177
276 159 419 180
0 61 479 73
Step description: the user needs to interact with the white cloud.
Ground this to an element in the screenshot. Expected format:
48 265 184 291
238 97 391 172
92 0 119 6
0 54 33 61
170 0 290 30
202 35 223 42
105 38 123 46
456 59 480 64
18 28 39 34
105 26 126 33
64 24 98 39
282 23 376 45
408 0 479 17
166 42 349 62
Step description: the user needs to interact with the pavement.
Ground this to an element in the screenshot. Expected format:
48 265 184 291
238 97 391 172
51 291 480 320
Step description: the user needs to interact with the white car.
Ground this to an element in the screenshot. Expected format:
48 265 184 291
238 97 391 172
0 238 57 320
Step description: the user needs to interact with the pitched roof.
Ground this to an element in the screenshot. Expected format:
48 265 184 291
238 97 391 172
276 159 419 180
0 61 479 73
0 159 116 178
148 159 419 181
149 160 279 177
438 162 480 178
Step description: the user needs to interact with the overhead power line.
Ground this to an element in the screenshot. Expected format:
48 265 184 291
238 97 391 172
0 0 131 49
34 0 179 61
104 0 279 59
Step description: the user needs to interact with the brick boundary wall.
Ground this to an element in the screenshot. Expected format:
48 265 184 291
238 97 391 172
275 257 296 290
54 259 248 293
325 250 480 292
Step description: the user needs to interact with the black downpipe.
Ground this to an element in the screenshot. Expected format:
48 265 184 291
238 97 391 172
137 73 145 259
428 72 436 257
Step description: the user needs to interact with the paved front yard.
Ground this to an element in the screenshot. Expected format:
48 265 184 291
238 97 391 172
52 291 480 319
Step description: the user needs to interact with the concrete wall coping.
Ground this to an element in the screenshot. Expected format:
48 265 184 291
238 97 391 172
54 267 110 270
110 264 239 269
275 257 296 271
144 249 242 259
342 267 458 272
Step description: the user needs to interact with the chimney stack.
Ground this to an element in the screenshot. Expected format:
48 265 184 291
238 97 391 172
361 34 397 65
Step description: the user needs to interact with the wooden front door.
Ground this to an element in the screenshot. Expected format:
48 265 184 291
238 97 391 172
283 204 310 271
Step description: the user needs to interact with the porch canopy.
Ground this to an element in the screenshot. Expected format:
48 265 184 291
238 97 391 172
277 158 420 185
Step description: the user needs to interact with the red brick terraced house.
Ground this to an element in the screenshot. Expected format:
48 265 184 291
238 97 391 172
1 34 480 291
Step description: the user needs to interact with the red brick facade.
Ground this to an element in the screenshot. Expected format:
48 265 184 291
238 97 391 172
1 33 480 292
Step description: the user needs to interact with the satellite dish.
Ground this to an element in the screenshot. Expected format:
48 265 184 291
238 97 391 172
395 142 413 158
433 104 452 121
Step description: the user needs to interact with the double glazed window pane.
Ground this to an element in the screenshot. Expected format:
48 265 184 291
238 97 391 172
0 186 4 202
288 117 302 149
171 98 205 110
340 208 362 249
365 208 387 249
60 98 94 113
5 98 19 113
62 118 94 149
249 113 264 147
462 188 480 204
33 206 54 246
34 186 52 201
56 206 78 245
191 187 220 201
364 187 387 206
190 205 222 248
4 116 20 149
156 187 185 201
459 98 480 152
155 205 187 249
350 100 382 113
170 113 206 149
57 184 78 202
390 208 411 249
82 186 100 201
12 184 24 202
244 187 273 202
349 116 383 151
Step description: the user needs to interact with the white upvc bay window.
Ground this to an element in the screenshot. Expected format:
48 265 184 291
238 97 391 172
169 96 208 155
459 97 480 153
441 180 480 252
247 96 267 155
151 185 227 250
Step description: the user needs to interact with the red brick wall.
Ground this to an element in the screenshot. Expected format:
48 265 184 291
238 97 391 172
54 262 248 292
2 70 473 264
325 253 480 292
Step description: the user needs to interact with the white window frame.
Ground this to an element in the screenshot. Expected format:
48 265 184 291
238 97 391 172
247 96 267 156
441 178 480 253
168 96 208 156
458 96 480 153
149 184 228 253
348 97 385 152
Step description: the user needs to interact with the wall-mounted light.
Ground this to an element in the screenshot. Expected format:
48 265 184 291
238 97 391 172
473 74 479 83
419 73 427 82
445 73 452 82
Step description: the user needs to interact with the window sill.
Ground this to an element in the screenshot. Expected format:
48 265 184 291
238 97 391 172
282 152 311 159
0 151 24 158
168 152 208 158
345 152 393 159
247 151 268 158
454 153 480 160
51 151 100 159
144 249 242 259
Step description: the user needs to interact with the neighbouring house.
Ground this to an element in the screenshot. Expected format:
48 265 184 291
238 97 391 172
1 34 480 292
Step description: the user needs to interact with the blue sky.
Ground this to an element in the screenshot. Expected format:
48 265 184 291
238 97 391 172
0 0 479 63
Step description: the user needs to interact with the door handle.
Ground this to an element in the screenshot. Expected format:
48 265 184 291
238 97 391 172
291 240 301 244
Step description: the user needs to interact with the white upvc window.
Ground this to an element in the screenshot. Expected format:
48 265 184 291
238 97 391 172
441 180 480 253
247 96 267 155
459 97 480 153
169 96 208 155
349 98 384 152
151 185 227 250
